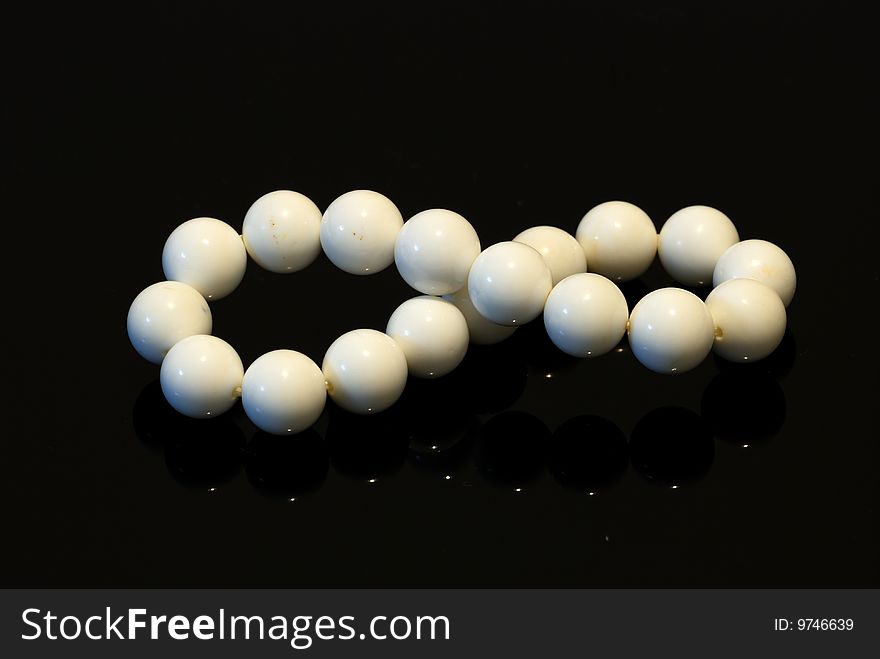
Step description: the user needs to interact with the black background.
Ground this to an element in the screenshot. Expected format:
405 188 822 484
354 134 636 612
3 1 877 587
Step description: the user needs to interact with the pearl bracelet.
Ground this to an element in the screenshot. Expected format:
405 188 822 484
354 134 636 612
128 190 796 436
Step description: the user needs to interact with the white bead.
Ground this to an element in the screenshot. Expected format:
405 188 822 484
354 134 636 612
513 225 587 285
320 190 404 275
322 329 408 414
394 209 481 295
576 201 657 282
543 273 629 357
386 296 469 378
713 239 797 307
442 287 518 345
242 190 322 273
162 217 247 300
242 350 327 435
627 287 715 374
467 241 553 326
127 281 212 364
705 279 787 362
658 205 739 286
160 335 244 418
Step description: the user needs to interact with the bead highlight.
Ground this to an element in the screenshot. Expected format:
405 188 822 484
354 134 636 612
713 239 797 307
544 273 629 358
705 278 787 362
467 241 553 326
576 201 657 282
395 209 481 295
242 190 323 274
320 190 404 275
322 329 408 414
162 217 247 300
242 349 327 435
628 288 715 374
127 281 212 364
160 335 244 418
659 205 739 286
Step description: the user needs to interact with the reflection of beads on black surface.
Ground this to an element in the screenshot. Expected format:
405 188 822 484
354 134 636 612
407 425 479 473
475 412 550 487
548 416 628 493
245 430 329 498
629 406 715 487
134 322 789 496
325 405 409 482
399 378 481 472
163 419 245 489
132 379 176 452
453 343 529 414
134 378 246 487
702 371 786 446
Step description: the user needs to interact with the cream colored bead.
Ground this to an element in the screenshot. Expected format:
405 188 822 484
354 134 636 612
705 278 787 362
658 205 739 286
162 217 247 300
394 209 481 295
242 190 322 273
467 241 553 326
241 350 327 434
713 239 797 307
320 190 404 275
442 287 518 345
160 335 244 418
386 296 469 378
322 329 408 414
627 287 715 374
543 273 629 357
576 201 657 282
127 281 212 364
513 226 587 285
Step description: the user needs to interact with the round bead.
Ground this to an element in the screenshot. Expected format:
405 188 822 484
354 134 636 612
658 205 739 286
241 349 327 435
127 281 212 364
320 190 404 275
442 287 517 345
628 287 715 374
467 241 553 326
713 239 797 307
513 225 587 285
705 279 787 362
160 335 244 418
322 329 408 414
575 201 657 282
394 209 481 295
386 296 469 378
162 217 247 300
242 190 322 273
543 273 629 357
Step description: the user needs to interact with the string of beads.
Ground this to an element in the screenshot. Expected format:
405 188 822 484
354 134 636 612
128 190 796 435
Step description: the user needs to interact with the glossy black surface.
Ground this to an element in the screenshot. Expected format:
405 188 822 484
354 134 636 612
4 2 877 586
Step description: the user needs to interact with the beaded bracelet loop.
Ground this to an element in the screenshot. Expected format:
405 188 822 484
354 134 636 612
127 190 796 435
